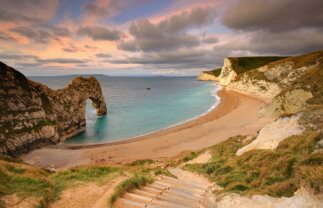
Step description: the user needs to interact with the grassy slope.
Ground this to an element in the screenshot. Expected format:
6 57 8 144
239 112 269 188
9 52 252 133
235 50 323 85
229 56 287 74
183 57 323 197
0 156 123 208
0 156 175 208
202 68 222 77
183 129 322 197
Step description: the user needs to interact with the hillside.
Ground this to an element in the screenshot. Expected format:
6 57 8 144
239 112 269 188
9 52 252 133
0 50 322 207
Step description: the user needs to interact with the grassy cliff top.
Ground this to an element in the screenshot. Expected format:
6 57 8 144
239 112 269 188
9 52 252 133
228 56 288 74
202 68 222 77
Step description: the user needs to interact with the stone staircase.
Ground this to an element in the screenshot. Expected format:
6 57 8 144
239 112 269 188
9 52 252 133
114 168 216 208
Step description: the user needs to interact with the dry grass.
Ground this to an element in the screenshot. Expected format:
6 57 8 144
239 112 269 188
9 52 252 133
183 130 323 197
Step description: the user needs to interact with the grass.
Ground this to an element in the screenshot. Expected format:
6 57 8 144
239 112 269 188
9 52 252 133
128 159 156 166
203 68 222 77
183 129 323 197
109 173 154 205
228 56 287 74
0 159 122 208
183 151 203 162
51 166 122 192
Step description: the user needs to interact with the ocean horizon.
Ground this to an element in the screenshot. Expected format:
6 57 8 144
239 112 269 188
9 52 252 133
29 75 219 144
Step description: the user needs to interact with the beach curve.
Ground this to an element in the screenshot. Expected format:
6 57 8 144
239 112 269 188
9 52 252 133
23 88 274 169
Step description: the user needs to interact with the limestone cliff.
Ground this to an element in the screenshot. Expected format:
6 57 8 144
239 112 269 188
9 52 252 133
261 63 322 117
0 62 107 156
226 51 323 100
197 71 220 81
219 56 286 86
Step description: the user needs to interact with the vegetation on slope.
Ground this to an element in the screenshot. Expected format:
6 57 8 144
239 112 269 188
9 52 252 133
278 63 323 106
183 125 322 197
267 50 323 69
0 156 175 208
229 56 287 74
202 68 222 77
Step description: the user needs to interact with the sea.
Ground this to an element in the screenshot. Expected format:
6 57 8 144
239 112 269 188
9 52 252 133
28 75 220 144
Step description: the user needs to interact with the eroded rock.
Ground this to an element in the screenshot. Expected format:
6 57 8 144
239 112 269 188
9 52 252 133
0 62 107 156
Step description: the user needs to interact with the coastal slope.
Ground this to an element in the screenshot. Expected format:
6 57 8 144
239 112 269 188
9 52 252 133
0 62 107 156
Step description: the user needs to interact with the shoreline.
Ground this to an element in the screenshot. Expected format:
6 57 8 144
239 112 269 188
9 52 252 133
23 88 273 169
59 83 222 149
48 85 226 150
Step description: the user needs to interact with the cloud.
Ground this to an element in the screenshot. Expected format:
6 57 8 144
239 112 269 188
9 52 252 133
202 35 218 44
118 32 199 52
118 7 216 52
0 54 38 60
105 48 224 70
222 0 323 32
220 29 323 55
83 0 145 17
96 53 111 58
77 26 125 41
0 0 59 23
83 2 110 16
36 58 87 64
10 25 70 43
0 53 88 66
0 31 16 41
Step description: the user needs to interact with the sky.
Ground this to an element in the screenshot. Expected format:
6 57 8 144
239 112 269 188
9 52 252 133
0 0 322 76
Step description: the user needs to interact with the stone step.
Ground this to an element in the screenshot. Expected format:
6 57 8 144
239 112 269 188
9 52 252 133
160 192 200 208
119 198 161 208
155 181 202 199
156 180 205 196
140 184 201 204
136 186 200 208
124 193 189 208
156 195 199 208
161 176 206 191
164 188 201 202
151 182 202 200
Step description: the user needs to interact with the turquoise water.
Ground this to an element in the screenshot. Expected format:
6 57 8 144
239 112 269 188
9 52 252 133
29 76 219 144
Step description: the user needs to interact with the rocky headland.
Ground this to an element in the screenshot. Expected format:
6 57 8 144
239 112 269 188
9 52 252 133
0 62 107 156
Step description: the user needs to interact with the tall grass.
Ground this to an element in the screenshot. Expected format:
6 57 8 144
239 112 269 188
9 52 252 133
109 173 154 205
183 130 322 197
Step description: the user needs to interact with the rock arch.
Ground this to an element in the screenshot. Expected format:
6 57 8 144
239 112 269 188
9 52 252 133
0 62 107 156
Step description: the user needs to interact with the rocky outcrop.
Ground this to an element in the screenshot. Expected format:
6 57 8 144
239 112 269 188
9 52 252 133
0 62 107 156
261 89 313 118
236 114 304 156
197 71 220 81
219 58 237 85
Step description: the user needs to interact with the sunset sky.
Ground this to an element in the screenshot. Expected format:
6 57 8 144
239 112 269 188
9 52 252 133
0 0 322 76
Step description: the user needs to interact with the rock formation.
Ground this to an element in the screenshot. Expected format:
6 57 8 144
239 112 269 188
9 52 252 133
0 62 107 156
226 51 323 100
219 57 286 86
219 58 237 85
197 71 220 81
197 68 221 81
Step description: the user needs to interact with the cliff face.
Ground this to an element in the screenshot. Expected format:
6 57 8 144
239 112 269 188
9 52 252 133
219 57 286 86
197 71 220 81
219 58 237 85
0 62 107 156
226 51 323 100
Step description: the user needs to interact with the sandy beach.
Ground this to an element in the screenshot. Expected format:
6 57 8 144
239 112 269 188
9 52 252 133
23 87 273 169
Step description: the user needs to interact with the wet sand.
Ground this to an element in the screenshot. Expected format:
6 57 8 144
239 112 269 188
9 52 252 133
23 88 273 169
